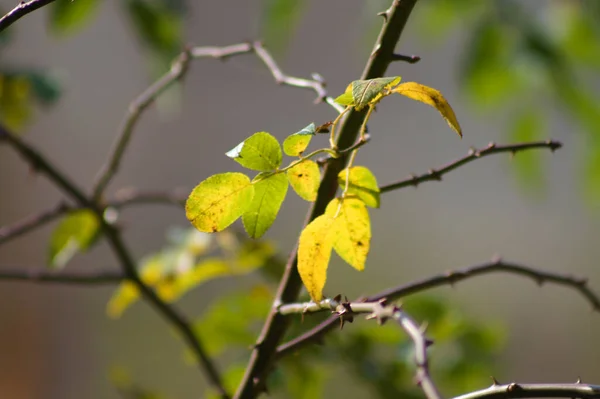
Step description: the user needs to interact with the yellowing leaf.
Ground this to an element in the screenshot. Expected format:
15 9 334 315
392 82 462 137
48 209 99 269
283 123 316 156
286 160 321 201
107 282 139 318
186 172 254 233
242 172 288 238
325 198 371 271
338 166 381 208
298 214 338 301
226 131 282 171
335 77 401 110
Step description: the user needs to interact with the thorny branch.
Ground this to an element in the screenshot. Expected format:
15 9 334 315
0 127 230 399
380 140 562 193
91 41 341 200
452 382 600 399
0 0 57 32
276 258 600 359
234 1 421 397
278 297 442 399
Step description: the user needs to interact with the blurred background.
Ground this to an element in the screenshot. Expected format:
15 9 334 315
1 0 600 398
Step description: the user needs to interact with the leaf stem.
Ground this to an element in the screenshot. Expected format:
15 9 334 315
329 106 351 149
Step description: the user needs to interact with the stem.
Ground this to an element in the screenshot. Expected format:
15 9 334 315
0 0 57 32
329 107 351 148
0 268 124 284
452 383 600 399
234 1 420 397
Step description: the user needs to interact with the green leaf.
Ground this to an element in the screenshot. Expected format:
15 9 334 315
325 198 371 271
25 71 62 105
392 82 462 137
124 0 183 61
242 172 288 238
335 77 401 110
298 214 338 301
48 209 99 269
338 166 381 208
286 160 321 201
186 172 255 233
0 74 33 131
509 110 546 194
260 0 307 54
49 0 101 35
226 132 283 171
283 123 316 156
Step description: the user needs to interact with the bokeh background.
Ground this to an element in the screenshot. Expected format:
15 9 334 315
1 0 600 398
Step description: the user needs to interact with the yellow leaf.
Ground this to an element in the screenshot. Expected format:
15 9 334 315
186 172 255 233
392 82 462 137
338 166 381 208
298 214 338 301
106 282 139 319
286 160 321 201
325 198 371 271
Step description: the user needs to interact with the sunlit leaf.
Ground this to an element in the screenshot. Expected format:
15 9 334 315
392 82 462 137
226 131 283 171
242 172 288 238
49 0 101 35
335 77 401 110
283 123 316 156
338 166 381 208
286 160 321 201
107 282 139 319
325 198 371 271
298 214 338 301
186 172 254 233
48 209 99 269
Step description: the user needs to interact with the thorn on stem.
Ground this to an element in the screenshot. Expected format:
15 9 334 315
576 377 582 384
491 376 501 386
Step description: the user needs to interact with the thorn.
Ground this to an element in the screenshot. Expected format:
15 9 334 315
576 277 588 287
488 141 497 149
333 294 342 303
468 147 477 156
491 254 502 264
491 376 501 386
425 338 434 348
370 44 382 59
409 173 419 187
507 383 522 392
311 72 325 84
377 10 389 22
391 53 421 63
428 169 442 181
576 377 582 384
378 297 388 307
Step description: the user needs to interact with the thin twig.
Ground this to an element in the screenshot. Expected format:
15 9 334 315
277 298 442 399
2 127 230 398
108 187 187 209
452 382 600 399
234 1 420 397
0 0 56 32
391 53 421 63
92 41 342 201
380 140 562 193
276 258 600 359
0 268 124 284
0 202 70 246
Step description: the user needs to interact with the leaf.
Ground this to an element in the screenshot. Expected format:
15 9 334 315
283 123 316 156
297 214 338 301
338 166 381 208
107 282 140 319
123 0 183 60
335 77 401 110
509 110 546 194
325 198 371 271
286 160 321 201
260 0 307 54
48 209 99 269
186 172 255 233
226 131 282 171
392 82 463 137
49 0 101 35
242 172 288 238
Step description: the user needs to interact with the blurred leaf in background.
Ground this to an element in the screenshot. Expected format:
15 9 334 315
259 0 306 55
49 0 102 35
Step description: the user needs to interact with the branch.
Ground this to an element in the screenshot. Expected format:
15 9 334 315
278 298 442 399
234 1 420 397
380 140 562 193
108 187 187 209
452 382 600 399
0 202 70 246
1 127 229 398
276 257 600 359
0 268 124 284
92 41 341 200
0 0 56 32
